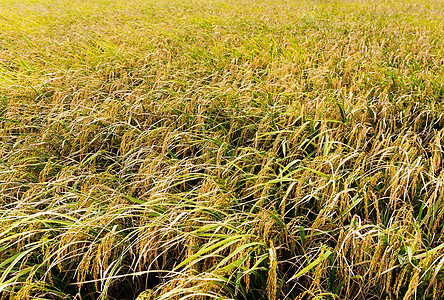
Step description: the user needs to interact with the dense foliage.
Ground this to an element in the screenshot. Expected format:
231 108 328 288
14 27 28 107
1 0 444 299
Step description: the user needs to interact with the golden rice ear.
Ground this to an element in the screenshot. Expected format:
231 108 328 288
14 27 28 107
266 245 278 300
136 290 153 300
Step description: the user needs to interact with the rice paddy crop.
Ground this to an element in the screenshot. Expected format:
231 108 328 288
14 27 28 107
1 0 444 299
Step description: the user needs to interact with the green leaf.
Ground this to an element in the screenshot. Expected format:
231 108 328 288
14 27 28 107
288 249 333 282
299 226 305 244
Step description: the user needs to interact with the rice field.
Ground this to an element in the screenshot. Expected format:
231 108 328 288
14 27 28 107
1 0 444 299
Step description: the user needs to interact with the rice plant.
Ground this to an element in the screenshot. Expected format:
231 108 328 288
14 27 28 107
1 0 444 299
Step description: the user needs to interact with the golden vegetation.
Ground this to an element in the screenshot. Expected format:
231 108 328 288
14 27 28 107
1 0 444 299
